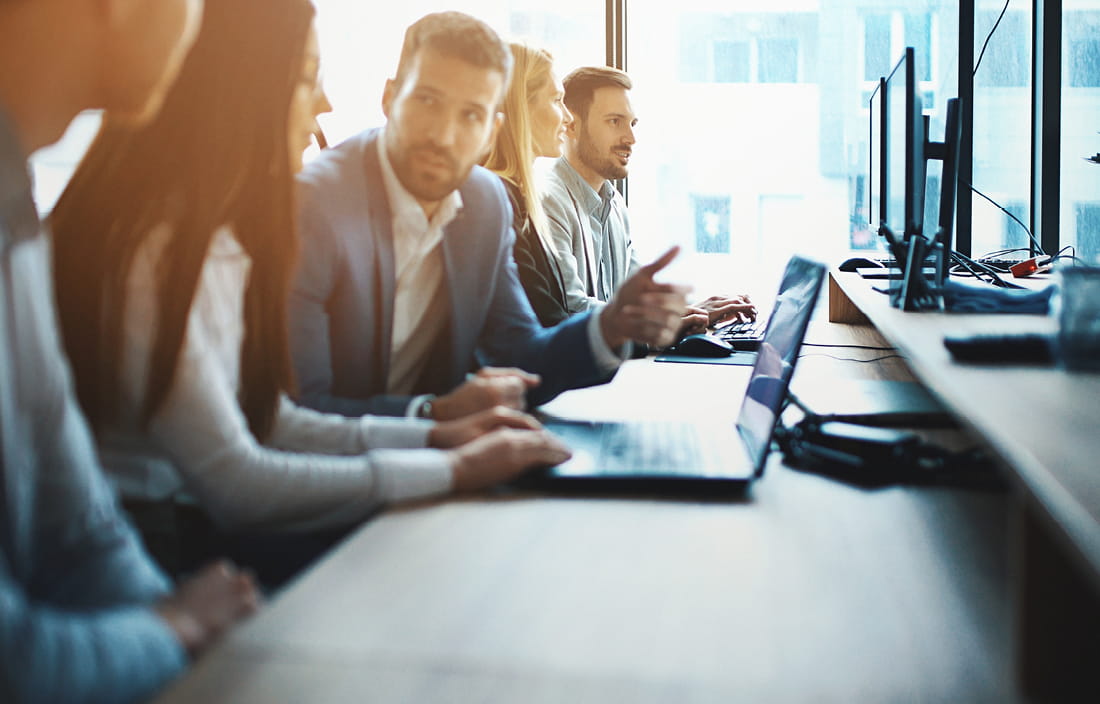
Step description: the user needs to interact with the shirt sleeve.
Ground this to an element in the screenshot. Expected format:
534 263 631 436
268 395 432 454
0 231 186 704
0 584 186 704
585 304 631 372
147 316 453 533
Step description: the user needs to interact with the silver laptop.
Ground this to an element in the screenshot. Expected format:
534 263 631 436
518 255 826 491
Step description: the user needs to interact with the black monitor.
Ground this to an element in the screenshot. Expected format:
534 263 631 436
882 47 925 242
868 77 886 231
924 97 962 286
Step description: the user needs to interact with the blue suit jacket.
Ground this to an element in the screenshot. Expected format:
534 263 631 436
290 128 614 417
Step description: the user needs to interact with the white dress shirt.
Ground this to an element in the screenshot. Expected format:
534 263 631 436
376 133 459 396
100 224 453 533
375 130 625 419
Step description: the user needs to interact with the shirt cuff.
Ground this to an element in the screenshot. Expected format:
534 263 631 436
404 393 434 419
586 307 631 372
358 415 433 449
370 448 454 501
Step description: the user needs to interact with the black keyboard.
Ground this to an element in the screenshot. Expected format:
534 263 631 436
601 422 704 474
713 317 765 350
876 256 1025 272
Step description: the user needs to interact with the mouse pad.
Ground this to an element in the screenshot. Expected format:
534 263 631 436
653 351 757 366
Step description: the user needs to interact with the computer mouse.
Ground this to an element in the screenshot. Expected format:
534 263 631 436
838 256 886 273
667 333 734 358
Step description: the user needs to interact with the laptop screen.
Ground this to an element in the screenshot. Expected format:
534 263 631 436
736 256 825 472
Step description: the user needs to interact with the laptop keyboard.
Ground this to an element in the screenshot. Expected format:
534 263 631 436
601 422 705 475
714 317 765 343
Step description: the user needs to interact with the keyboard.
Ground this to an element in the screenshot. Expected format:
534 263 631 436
600 422 704 474
876 256 1025 272
712 316 766 350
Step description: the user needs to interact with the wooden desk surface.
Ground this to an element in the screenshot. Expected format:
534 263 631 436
829 271 1100 588
155 327 1027 703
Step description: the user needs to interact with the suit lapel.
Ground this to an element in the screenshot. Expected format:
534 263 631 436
439 207 475 378
360 133 396 383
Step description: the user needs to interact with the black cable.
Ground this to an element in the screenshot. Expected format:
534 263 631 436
965 180 1045 256
800 343 893 349
1046 245 1084 266
973 0 1011 76
949 249 1024 288
798 353 905 363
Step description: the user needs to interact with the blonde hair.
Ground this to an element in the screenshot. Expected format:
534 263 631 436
483 41 555 241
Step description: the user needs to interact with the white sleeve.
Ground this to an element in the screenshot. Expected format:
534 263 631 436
145 300 451 535
268 395 432 454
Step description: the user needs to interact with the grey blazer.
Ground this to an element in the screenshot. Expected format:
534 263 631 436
289 129 614 417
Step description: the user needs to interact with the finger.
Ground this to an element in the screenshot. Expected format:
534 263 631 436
618 311 684 347
709 301 756 320
637 245 680 278
638 280 693 297
486 406 542 431
477 367 541 386
635 292 692 316
683 305 708 317
524 431 572 465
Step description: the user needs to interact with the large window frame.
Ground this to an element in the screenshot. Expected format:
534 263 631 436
605 0 1071 258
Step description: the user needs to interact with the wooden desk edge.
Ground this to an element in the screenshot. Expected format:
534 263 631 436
828 271 872 325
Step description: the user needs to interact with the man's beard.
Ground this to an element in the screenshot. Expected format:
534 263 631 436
576 123 628 181
391 142 468 203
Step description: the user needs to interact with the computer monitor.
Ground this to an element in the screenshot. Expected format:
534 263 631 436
882 47 925 241
868 77 886 230
924 97 961 286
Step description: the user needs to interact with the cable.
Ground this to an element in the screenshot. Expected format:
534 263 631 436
1046 245 1084 266
805 343 897 349
949 250 1018 287
973 0 1011 77
798 353 905 363
965 181 1045 256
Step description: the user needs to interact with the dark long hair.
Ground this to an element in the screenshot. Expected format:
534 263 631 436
51 0 315 441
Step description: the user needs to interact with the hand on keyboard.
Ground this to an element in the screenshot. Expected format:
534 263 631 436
693 294 757 326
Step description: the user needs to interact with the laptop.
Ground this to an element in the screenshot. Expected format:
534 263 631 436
517 255 827 491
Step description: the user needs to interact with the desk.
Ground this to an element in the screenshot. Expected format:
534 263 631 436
154 314 1030 703
829 270 1100 698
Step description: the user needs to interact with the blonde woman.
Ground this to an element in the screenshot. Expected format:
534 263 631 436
483 42 570 327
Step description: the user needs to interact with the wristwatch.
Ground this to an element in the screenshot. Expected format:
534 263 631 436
416 395 435 419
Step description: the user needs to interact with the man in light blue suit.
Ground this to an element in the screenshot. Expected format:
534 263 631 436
1 2 258 702
292 11 688 422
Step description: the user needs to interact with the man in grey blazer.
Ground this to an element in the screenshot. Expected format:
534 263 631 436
1 2 259 702
291 11 688 422
542 65 756 336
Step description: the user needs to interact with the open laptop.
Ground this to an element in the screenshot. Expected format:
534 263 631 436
517 255 827 491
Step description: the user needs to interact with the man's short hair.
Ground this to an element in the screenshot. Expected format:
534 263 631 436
393 11 513 96
562 66 633 123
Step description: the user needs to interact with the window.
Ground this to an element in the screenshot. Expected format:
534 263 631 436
1075 203 1100 258
1063 5 1100 264
971 1 1031 258
679 12 812 85
631 1 955 276
692 195 731 253
714 41 752 84
312 0 605 146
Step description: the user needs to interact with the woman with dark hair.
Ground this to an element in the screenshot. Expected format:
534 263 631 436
483 41 571 327
51 0 568 581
